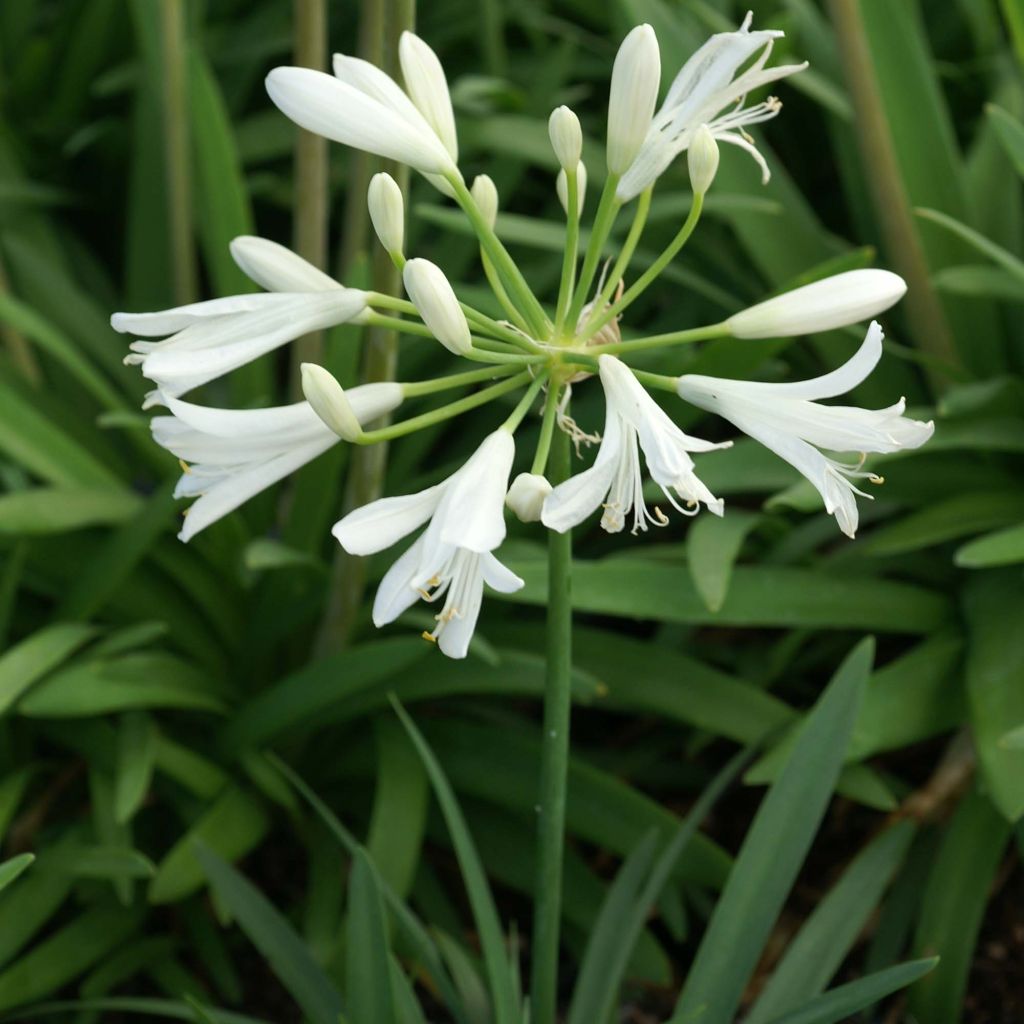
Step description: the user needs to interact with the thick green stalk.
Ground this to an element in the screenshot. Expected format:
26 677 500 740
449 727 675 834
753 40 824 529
579 191 703 343
530 421 573 1024
566 174 621 328
316 0 413 657
288 0 329 396
159 0 197 306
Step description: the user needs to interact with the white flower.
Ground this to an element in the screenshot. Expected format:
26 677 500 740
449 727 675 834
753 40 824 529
265 43 455 177
152 383 403 542
616 13 807 201
726 270 907 339
403 258 472 356
543 355 729 534
556 163 587 217
549 105 583 171
675 322 935 537
333 430 523 659
506 472 552 523
113 242 369 403
607 24 661 175
367 173 405 256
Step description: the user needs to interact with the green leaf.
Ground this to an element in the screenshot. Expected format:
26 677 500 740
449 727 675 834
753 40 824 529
963 572 1024 822
932 264 1024 302
115 711 158 824
955 521 1024 567
686 511 760 612
0 905 141 1010
672 638 873 1024
0 488 142 535
149 787 269 904
195 845 345 1024
0 854 33 893
762 959 938 1024
987 103 1024 178
0 622 97 716
501 559 949 633
0 997 269 1023
917 206 1024 284
392 699 519 1024
40 845 155 880
346 848 396 1024
909 789 1010 1023
745 822 915 1023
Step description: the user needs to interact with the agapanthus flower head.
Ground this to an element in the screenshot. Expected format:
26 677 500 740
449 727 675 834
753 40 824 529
615 12 808 200
676 322 934 537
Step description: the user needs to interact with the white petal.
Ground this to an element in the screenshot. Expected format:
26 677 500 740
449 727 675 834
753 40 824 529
399 32 458 161
332 53 430 131
437 572 484 660
265 66 453 174
372 536 427 626
161 396 319 438
480 552 524 594
541 411 622 533
437 430 515 552
607 24 661 175
229 236 340 293
111 294 277 336
332 484 445 556
347 382 405 424
178 437 333 542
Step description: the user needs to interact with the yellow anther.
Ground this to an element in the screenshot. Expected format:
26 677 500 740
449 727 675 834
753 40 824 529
420 631 437 644
178 459 191 474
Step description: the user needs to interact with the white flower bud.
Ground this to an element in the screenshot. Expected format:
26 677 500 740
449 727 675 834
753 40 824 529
726 270 908 339
607 24 661 176
230 236 339 292
399 31 458 161
687 125 719 196
471 174 499 229
301 363 362 441
506 472 552 523
402 258 472 355
367 172 405 255
556 163 587 218
548 105 582 172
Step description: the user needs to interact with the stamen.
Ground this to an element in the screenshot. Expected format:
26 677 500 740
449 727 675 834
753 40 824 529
421 631 437 644
178 459 191 474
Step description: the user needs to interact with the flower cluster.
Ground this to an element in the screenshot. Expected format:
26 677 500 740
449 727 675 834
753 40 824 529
112 14 933 658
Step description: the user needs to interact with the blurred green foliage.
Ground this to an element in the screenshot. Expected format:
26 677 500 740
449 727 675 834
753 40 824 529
0 0 1022 1021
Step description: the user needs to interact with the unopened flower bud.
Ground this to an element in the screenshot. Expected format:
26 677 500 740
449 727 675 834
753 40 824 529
556 163 587 218
471 174 499 229
607 24 660 176
506 472 552 523
403 258 472 355
367 173 405 256
687 125 719 196
726 270 908 339
301 363 362 441
548 105 583 171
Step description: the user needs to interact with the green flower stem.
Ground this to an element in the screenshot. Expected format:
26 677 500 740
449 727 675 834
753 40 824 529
355 371 531 444
448 173 550 337
553 169 581 336
530 418 573 1024
501 370 549 432
482 251 533 334
631 368 680 393
363 314 531 363
581 185 652 335
530 380 562 475
594 321 729 356
580 191 704 342
566 173 622 329
401 363 522 398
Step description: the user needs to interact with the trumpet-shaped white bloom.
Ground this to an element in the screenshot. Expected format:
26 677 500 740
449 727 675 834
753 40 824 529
152 383 403 542
113 240 368 402
616 13 807 201
726 270 907 338
265 33 458 179
333 430 523 659
675 322 934 537
543 356 729 534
